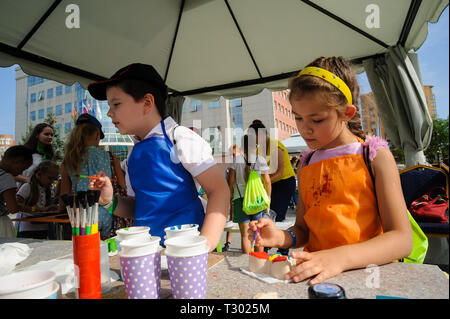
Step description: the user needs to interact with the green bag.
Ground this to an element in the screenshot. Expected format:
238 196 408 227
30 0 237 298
362 145 428 264
242 170 271 215
400 210 428 264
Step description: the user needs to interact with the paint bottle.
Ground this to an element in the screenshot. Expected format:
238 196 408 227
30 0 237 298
308 283 346 299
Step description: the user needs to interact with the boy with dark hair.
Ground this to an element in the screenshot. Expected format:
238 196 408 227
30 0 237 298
0 145 34 237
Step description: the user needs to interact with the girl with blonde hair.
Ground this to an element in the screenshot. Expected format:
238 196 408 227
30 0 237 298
60 114 126 239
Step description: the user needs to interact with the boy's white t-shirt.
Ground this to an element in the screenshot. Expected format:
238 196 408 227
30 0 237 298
228 154 269 200
125 116 215 197
16 183 48 232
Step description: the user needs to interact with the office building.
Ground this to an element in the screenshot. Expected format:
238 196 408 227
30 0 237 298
15 67 133 161
180 89 298 154
0 134 15 158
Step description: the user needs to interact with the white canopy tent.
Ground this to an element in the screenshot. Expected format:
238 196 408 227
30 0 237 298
0 0 447 166
282 133 308 155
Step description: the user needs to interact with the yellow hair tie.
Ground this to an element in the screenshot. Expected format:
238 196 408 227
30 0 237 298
297 67 352 105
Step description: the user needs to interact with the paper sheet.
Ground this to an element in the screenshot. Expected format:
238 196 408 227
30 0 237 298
0 243 32 276
240 267 292 284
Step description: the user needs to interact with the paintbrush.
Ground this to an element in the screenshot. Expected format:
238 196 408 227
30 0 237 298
75 174 116 182
60 194 75 235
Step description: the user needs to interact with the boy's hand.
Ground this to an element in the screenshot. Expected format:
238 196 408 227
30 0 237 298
88 171 113 205
286 249 346 285
248 218 284 248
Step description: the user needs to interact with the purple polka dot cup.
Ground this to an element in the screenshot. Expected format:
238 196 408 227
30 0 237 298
165 235 209 299
119 236 162 299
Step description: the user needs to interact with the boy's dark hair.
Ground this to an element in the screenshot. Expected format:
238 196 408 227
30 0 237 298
114 79 167 117
2 145 34 162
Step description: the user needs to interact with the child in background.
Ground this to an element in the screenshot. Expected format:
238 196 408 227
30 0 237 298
0 146 34 237
16 123 55 185
60 113 126 239
228 135 271 254
16 160 59 239
87 63 229 249
249 56 412 284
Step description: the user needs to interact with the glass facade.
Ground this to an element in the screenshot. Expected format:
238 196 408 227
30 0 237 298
25 74 133 161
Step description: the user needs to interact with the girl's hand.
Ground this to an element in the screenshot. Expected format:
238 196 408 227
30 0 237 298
286 249 346 285
248 218 284 248
88 171 113 205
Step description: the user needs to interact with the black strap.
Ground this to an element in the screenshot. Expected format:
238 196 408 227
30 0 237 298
171 124 180 145
362 145 377 197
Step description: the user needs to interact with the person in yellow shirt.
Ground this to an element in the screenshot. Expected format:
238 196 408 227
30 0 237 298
249 120 296 224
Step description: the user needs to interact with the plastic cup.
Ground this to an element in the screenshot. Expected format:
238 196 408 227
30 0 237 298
72 233 102 299
0 270 56 299
119 236 162 299
100 241 112 294
165 235 209 299
116 226 151 242
164 224 199 240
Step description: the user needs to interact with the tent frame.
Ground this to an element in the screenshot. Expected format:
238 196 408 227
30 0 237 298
0 0 423 96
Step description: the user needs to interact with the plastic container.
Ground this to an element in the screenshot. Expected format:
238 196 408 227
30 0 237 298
164 224 199 239
116 226 151 242
100 241 112 294
164 235 207 257
119 236 162 299
0 270 56 299
72 232 102 299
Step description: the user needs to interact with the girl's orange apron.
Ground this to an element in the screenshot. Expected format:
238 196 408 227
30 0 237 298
300 149 383 252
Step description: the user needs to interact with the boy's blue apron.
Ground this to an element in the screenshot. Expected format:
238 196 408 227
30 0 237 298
128 118 204 245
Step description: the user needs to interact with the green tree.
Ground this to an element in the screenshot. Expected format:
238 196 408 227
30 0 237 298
425 117 449 164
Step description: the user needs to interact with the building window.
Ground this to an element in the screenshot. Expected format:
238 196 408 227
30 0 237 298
207 101 220 109
65 122 72 133
65 103 72 113
55 105 63 115
30 93 36 103
55 124 62 134
182 100 187 114
56 86 63 96
190 99 202 112
47 88 53 99
65 85 72 94
46 107 53 115
27 76 45 87
38 109 44 119
30 111 36 121
230 98 242 108
38 90 45 101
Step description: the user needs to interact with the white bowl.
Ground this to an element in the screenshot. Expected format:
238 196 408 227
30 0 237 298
164 235 208 257
164 224 199 239
42 281 59 299
119 236 161 257
116 226 151 242
0 270 56 299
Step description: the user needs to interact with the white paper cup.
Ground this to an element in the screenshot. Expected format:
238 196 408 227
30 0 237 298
119 237 161 258
116 226 151 242
0 270 56 299
164 224 199 239
164 235 208 258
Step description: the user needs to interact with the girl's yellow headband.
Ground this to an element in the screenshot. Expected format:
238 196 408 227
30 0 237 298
297 67 352 105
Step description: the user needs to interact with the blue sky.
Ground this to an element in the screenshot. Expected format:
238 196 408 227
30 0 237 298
0 7 448 138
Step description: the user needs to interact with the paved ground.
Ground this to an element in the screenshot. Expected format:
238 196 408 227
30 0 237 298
218 206 298 254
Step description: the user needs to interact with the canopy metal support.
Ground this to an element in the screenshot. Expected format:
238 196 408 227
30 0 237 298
224 0 262 78
299 0 389 49
17 0 63 50
164 0 185 83
398 0 423 46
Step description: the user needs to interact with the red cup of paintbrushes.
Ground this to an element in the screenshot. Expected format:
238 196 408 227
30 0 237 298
72 232 102 299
